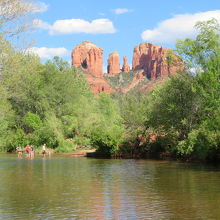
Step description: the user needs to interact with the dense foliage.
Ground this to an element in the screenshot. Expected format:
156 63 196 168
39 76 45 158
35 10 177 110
0 41 125 153
117 19 220 161
0 5 219 162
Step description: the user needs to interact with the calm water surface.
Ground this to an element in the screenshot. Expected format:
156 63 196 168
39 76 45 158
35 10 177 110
0 153 220 219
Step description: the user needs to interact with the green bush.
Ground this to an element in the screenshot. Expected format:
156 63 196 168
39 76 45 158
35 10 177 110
73 136 91 147
54 139 74 153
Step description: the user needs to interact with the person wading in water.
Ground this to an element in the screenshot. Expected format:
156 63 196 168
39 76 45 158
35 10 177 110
42 144 46 157
16 145 23 158
30 145 35 159
25 145 31 158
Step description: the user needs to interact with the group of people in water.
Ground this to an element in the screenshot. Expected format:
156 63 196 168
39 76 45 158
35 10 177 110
16 144 48 158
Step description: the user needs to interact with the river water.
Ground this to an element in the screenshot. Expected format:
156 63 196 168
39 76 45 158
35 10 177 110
0 153 220 219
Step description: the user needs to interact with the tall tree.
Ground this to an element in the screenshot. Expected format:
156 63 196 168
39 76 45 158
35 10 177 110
0 0 36 37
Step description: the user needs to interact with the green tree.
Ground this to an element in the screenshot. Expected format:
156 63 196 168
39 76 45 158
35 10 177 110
0 84 14 151
0 0 36 37
175 19 220 160
90 93 125 155
146 72 200 154
145 19 220 160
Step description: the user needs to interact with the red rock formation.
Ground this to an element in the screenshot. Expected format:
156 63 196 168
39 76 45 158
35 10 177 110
122 56 130 72
71 41 114 94
132 43 182 80
84 74 113 94
71 41 183 95
119 70 146 93
107 51 120 75
72 41 103 77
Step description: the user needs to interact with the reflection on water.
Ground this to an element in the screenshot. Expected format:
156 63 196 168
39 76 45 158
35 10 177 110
0 154 220 219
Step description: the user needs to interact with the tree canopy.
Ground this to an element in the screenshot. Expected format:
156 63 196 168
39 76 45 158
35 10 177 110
0 8 219 162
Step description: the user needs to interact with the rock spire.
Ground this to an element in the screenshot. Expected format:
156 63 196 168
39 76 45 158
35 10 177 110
107 51 120 75
122 56 130 72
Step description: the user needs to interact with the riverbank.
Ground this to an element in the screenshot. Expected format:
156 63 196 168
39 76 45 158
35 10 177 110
69 149 96 157
5 146 220 164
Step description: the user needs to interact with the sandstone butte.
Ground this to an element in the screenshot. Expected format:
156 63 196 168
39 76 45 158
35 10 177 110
107 51 120 75
71 41 113 93
71 41 103 77
122 56 130 73
132 42 183 80
71 41 183 94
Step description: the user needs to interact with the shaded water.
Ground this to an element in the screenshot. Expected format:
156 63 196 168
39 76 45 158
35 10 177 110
0 154 220 219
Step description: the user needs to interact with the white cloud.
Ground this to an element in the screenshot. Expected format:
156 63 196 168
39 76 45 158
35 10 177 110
32 1 49 13
114 8 133 14
34 18 116 34
26 47 69 59
141 10 220 44
33 19 50 29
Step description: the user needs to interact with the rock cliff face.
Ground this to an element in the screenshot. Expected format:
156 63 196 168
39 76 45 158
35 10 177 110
72 41 113 93
71 41 103 77
107 51 120 75
84 74 113 94
122 56 130 73
71 41 183 94
132 43 182 80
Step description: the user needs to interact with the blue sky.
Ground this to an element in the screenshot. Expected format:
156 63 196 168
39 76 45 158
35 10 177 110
28 0 220 72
